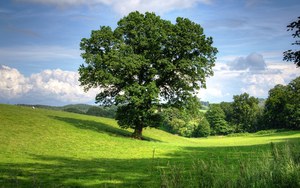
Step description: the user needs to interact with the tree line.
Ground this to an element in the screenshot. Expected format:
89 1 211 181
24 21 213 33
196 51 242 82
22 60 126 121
159 76 300 137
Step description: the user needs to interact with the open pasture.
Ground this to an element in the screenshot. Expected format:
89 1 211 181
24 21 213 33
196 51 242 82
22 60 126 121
0 104 299 187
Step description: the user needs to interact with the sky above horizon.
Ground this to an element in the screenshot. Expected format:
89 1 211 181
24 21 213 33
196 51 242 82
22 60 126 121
0 0 299 106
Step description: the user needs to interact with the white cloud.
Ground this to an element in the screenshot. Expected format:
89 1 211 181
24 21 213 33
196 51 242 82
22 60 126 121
29 69 98 103
197 84 223 100
228 52 267 71
240 62 300 98
199 53 300 102
15 0 213 15
197 63 238 102
0 65 32 99
0 65 98 105
240 73 285 97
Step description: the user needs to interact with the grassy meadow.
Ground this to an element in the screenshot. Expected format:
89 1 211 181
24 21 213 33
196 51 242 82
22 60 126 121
0 104 299 187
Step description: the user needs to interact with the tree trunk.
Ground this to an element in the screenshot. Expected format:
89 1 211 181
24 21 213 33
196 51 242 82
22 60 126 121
132 124 143 139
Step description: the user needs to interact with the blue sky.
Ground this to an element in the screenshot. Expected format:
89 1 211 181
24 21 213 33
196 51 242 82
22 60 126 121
0 0 299 105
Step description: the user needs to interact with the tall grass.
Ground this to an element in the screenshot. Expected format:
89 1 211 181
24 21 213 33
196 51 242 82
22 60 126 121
159 141 300 188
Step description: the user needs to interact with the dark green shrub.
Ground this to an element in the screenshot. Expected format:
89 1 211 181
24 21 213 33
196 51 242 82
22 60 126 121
193 117 210 137
205 104 233 135
86 106 116 118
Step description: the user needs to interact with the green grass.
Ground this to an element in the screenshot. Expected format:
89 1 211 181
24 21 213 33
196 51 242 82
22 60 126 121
0 104 300 187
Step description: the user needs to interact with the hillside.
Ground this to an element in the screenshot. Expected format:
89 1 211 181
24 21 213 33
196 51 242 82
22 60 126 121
17 103 117 118
17 103 96 113
0 104 300 187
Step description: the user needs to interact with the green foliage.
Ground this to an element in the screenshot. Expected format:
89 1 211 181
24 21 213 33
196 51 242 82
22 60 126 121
160 107 198 137
220 101 234 123
205 104 232 135
79 11 217 138
62 104 92 113
264 84 288 129
171 118 187 132
283 16 300 67
63 107 85 114
160 99 209 138
193 117 211 137
160 107 183 133
285 77 300 129
231 93 260 132
264 76 300 129
86 106 116 118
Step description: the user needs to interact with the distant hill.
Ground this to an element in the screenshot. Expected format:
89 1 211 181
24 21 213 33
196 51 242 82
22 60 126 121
17 103 117 118
17 104 62 111
62 104 93 113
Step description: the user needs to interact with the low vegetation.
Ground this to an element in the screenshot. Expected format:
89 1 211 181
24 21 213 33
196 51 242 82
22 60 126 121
1 104 299 187
160 141 300 188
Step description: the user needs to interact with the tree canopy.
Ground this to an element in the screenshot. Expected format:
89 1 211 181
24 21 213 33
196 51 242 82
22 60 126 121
79 11 217 139
264 76 300 129
283 16 300 67
205 104 231 135
231 93 260 132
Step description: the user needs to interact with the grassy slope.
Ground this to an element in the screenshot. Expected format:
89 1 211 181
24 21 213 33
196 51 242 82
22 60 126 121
0 104 299 187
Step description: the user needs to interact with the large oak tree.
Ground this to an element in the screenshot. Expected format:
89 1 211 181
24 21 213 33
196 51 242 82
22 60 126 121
79 11 217 139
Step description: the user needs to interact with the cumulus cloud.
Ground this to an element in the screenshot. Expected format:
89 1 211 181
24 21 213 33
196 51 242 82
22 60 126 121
228 53 267 71
240 62 300 98
197 63 240 102
0 65 32 99
15 0 213 15
199 52 300 102
197 83 224 101
0 65 98 105
240 73 285 97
